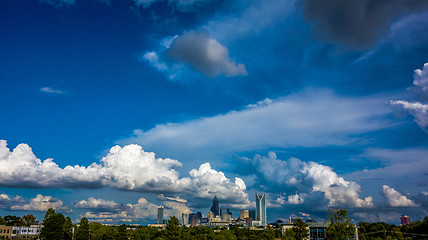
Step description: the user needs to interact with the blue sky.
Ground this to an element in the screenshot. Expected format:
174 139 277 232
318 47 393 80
1 0 428 225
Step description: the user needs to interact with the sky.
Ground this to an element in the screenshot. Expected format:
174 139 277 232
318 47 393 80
0 0 428 225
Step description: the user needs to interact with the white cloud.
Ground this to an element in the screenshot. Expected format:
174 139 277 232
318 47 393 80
236 152 373 208
11 194 70 212
0 194 24 209
391 63 428 131
0 140 249 206
287 193 305 205
246 98 273 108
81 196 191 222
75 197 121 210
391 100 428 131
189 163 249 206
40 87 64 95
414 63 428 92
382 185 419 207
123 90 392 163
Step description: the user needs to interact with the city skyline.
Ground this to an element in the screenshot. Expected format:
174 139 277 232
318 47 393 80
1 0 428 225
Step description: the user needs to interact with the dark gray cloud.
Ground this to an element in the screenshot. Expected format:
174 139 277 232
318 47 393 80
301 0 428 47
165 30 247 77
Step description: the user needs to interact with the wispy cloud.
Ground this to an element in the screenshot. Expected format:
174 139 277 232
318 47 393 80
121 89 393 164
40 87 65 95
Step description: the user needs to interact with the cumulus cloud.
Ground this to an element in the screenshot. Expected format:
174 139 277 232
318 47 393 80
123 90 392 163
81 197 191 222
75 198 122 211
189 163 249 206
144 30 247 78
236 152 373 208
391 63 428 131
12 194 70 212
0 140 249 206
166 30 247 77
0 194 24 209
382 185 419 207
301 0 428 47
390 100 428 130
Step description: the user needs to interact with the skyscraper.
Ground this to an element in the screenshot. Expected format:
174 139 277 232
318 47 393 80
210 196 219 216
255 194 266 226
182 213 189 226
157 206 164 224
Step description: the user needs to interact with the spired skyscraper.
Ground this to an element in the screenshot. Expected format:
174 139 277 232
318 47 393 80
157 206 164 224
210 196 219 216
255 194 266 226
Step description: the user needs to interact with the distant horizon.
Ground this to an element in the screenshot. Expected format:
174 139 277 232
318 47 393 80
1 0 428 226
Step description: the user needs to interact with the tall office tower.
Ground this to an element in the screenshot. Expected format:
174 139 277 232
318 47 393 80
157 206 164 224
210 196 219 216
249 210 256 220
400 215 411 225
220 208 229 217
182 213 189 226
240 210 249 220
189 213 199 226
255 194 266 226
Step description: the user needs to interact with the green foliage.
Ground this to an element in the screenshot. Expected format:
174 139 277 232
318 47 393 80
165 216 182 240
63 216 74 240
291 219 309 240
40 208 66 240
4 215 24 226
22 214 39 226
0 216 6 225
326 208 354 240
76 217 90 240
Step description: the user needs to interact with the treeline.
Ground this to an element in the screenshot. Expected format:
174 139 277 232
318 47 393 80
5 208 428 240
358 216 428 240
0 214 39 226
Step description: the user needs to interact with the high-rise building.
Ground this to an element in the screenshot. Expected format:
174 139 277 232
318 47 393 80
249 210 256 220
400 215 411 225
210 196 219 216
182 213 189 226
255 194 266 226
157 206 164 224
220 208 229 217
240 210 249 220
189 213 200 226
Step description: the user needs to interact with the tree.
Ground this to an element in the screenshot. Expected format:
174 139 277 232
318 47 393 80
116 224 128 240
266 225 275 240
22 214 39 226
292 218 309 240
326 208 354 240
40 209 66 240
63 216 74 240
4 215 24 226
0 216 6 225
165 216 182 240
75 217 90 240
